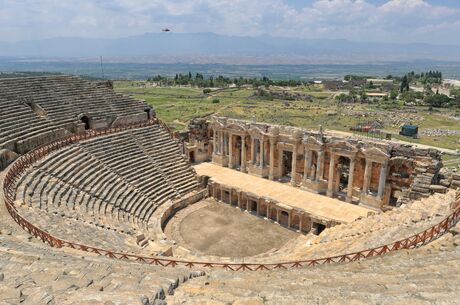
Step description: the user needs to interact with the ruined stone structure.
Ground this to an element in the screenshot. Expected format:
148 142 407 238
0 76 154 170
1 76 459 304
186 116 443 211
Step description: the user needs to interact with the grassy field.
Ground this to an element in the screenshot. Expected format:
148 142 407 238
114 81 460 151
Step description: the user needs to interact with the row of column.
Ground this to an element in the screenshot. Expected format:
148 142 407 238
303 148 324 182
325 154 387 202
211 182 313 232
214 131 388 202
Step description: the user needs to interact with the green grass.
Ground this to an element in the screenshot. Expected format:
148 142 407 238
114 81 460 150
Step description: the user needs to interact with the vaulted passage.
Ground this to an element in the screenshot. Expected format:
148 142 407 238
81 116 90 130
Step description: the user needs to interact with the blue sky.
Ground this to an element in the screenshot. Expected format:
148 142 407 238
0 0 459 44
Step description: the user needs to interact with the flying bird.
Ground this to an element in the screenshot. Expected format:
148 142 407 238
162 28 171 32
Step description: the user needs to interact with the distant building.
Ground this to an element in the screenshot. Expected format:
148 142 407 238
366 79 394 92
323 79 365 91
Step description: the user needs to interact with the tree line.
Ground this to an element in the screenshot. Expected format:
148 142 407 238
147 73 306 88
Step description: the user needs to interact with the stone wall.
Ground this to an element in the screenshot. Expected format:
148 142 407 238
185 116 444 208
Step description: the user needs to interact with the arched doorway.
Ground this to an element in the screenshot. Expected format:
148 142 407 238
81 116 90 130
279 211 289 227
189 151 195 163
144 109 151 120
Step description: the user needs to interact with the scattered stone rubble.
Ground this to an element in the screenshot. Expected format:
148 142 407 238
420 129 460 137
254 88 313 102
393 146 445 200
439 168 460 190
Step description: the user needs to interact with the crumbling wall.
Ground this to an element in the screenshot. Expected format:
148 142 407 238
391 146 443 201
188 118 210 143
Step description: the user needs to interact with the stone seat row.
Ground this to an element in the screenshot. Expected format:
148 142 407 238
167 231 460 305
17 157 160 227
250 191 454 263
0 76 148 117
0 231 205 305
14 125 199 231
0 100 59 149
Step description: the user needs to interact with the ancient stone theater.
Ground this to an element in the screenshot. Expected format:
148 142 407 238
0 76 459 305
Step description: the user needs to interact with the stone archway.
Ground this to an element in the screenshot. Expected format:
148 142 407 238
80 116 90 130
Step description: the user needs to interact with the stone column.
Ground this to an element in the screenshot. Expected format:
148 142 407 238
316 151 324 181
260 139 265 168
299 214 303 232
291 144 298 185
346 158 356 203
220 188 224 202
327 153 335 197
251 137 255 164
237 191 241 208
278 149 283 178
334 166 341 194
287 212 291 228
377 162 388 199
362 160 372 195
228 134 233 168
213 130 217 155
256 200 260 216
266 203 270 219
269 140 275 180
241 136 247 172
276 209 280 223
220 131 224 156
303 147 311 180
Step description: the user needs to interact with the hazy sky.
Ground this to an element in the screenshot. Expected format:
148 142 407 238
0 0 459 44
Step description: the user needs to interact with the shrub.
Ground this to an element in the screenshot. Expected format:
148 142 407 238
212 98 220 104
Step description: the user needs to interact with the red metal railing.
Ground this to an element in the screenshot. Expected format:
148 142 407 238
2 120 460 271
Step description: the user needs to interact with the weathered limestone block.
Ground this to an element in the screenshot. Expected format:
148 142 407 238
0 149 19 170
15 128 69 154
429 185 448 193
411 186 431 193
440 179 451 187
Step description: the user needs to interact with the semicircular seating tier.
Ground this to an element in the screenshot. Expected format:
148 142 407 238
14 124 199 233
0 76 153 169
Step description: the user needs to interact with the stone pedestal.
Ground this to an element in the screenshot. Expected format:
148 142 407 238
212 154 229 167
301 179 328 194
248 163 269 178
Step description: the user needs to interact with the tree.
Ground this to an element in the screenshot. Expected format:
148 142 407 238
390 89 398 100
400 75 409 93
359 90 368 103
425 94 451 108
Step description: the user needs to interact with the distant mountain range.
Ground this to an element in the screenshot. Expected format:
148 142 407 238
1 32 460 64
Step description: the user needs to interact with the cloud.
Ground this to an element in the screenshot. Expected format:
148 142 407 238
0 0 459 44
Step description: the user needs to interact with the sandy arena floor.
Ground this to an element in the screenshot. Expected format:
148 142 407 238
166 199 299 257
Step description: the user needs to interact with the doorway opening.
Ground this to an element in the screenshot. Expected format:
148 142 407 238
338 156 351 193
81 116 90 130
189 151 195 163
282 150 293 178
